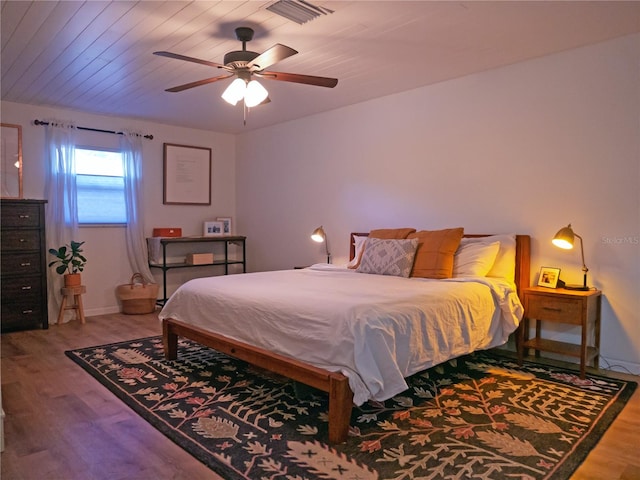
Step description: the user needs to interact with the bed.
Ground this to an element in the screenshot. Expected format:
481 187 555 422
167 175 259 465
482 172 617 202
160 231 531 443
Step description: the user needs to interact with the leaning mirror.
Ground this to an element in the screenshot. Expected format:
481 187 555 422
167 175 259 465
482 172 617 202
1 123 23 199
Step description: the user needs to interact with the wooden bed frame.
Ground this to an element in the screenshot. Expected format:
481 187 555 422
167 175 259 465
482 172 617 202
163 233 530 444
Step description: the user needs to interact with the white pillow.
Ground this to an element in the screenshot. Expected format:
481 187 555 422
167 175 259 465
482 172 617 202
356 237 419 278
459 234 516 283
347 235 368 269
453 241 500 277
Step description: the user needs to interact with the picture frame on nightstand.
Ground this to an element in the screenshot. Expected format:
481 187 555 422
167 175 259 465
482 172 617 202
537 266 561 288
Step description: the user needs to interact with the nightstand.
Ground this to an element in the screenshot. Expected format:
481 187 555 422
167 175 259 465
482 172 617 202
518 286 601 378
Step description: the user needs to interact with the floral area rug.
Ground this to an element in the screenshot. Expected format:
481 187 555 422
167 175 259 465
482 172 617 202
66 337 636 480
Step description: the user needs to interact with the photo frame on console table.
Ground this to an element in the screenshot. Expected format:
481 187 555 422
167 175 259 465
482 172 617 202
217 217 232 234
163 143 211 205
204 221 224 237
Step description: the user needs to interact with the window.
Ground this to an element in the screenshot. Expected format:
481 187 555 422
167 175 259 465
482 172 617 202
75 147 126 224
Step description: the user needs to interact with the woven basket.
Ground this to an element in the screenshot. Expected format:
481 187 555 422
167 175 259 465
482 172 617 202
116 273 159 315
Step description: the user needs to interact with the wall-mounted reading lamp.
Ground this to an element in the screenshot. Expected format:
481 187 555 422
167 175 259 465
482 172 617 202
311 226 331 263
552 224 590 290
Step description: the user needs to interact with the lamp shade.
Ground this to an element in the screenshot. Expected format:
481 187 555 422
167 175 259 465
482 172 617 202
552 223 589 290
311 226 326 243
311 226 331 263
221 78 247 106
244 80 268 107
552 225 576 250
221 77 269 108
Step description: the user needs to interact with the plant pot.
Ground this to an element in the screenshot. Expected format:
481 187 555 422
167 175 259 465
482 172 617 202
64 273 82 287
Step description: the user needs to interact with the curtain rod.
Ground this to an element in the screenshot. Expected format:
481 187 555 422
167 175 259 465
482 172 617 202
33 119 153 140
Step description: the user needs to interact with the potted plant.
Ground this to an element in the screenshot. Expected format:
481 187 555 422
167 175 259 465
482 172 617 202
48 240 87 287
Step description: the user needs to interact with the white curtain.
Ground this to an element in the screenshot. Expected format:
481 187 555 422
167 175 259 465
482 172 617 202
44 120 78 324
120 131 154 282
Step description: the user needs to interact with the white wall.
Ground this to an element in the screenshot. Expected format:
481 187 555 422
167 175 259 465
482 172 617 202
236 34 640 374
0 101 237 316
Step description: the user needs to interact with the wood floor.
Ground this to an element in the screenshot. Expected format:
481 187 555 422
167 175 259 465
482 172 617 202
1 312 639 480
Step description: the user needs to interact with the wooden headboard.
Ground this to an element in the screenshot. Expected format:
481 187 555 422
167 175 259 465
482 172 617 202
349 232 531 300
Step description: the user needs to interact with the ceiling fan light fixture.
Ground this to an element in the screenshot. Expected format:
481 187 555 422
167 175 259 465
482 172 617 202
244 80 269 107
221 78 247 105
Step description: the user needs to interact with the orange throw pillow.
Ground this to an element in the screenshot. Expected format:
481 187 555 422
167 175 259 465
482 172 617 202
408 228 464 279
369 228 416 239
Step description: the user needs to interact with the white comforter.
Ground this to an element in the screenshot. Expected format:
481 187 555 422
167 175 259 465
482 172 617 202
159 265 523 405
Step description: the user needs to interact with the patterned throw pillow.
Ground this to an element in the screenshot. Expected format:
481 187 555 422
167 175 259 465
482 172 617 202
356 237 419 278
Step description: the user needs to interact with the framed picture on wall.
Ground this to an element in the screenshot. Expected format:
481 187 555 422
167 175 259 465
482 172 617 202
163 143 211 205
216 217 232 234
204 221 224 237
537 266 561 288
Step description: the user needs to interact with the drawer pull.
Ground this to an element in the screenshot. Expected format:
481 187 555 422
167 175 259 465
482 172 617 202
20 262 31 267
21 286 32 290
19 215 30 219
19 238 26 242
22 309 34 314
542 306 563 312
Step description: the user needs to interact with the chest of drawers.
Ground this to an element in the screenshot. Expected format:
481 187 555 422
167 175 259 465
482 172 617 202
1 199 48 331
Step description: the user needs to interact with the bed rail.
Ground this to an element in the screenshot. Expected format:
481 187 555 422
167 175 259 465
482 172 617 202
163 317 353 444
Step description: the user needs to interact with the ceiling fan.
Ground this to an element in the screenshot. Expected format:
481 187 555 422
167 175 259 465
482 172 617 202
154 27 338 108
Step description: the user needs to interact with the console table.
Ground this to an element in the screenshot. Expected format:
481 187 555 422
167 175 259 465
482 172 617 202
149 236 246 304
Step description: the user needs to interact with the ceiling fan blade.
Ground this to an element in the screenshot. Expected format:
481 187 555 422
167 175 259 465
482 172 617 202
256 71 338 88
165 74 233 93
247 44 297 71
154 51 226 69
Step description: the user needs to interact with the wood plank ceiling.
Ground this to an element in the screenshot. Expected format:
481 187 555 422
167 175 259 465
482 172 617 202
2 1 639 134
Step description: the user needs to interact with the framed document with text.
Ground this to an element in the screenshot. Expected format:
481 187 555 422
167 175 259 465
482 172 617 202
163 143 211 205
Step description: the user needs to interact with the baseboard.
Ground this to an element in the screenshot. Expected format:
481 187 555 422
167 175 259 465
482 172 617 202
598 356 640 376
49 304 159 324
84 305 122 317
84 305 162 318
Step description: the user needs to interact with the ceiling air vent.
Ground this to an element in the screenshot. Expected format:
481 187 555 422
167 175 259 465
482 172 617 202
266 0 334 25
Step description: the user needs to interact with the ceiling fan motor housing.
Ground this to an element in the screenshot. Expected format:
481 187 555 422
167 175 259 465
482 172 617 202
224 50 260 69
